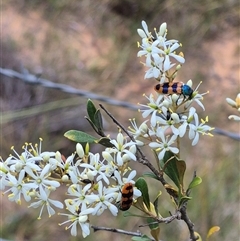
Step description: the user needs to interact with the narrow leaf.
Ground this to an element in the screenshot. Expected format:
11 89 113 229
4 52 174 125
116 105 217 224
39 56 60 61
64 130 97 143
153 191 162 217
87 99 97 123
206 226 220 240
135 177 150 210
94 109 103 129
85 116 99 134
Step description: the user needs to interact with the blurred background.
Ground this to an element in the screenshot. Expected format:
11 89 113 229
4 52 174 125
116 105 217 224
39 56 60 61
0 0 239 241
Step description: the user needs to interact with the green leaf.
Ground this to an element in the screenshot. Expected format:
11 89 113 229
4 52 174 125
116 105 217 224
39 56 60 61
94 109 105 136
161 151 186 189
86 100 106 137
85 116 99 134
94 109 103 128
87 99 97 123
64 130 97 143
96 137 115 147
188 176 202 190
176 159 186 186
135 177 150 210
132 235 153 241
147 217 159 230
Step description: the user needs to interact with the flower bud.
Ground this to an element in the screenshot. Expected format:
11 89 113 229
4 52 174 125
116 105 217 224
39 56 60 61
226 97 236 107
159 22 167 36
76 143 84 158
62 174 69 182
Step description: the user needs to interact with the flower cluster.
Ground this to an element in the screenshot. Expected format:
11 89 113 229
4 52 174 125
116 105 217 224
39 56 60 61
128 21 214 158
137 20 185 83
1 20 216 240
0 135 141 237
226 93 240 121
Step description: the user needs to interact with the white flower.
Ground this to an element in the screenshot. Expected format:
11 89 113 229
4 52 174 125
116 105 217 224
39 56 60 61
138 40 162 67
128 119 149 139
139 94 164 127
155 107 180 136
190 116 214 146
178 107 197 138
158 42 185 66
184 81 207 110
59 201 94 237
80 153 110 184
113 170 137 186
6 146 42 173
91 181 118 216
106 132 137 165
149 131 179 160
63 154 79 184
28 189 63 218
66 183 98 210
137 20 154 41
137 20 185 80
3 170 37 204
144 61 162 79
27 164 60 198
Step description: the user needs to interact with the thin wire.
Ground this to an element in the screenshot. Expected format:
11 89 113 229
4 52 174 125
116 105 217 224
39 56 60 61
0 67 239 141
0 67 139 111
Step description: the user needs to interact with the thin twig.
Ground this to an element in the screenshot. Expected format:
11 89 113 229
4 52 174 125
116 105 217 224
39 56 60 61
139 210 181 227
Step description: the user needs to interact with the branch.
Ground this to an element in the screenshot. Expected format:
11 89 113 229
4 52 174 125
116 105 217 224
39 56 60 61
180 203 198 241
139 211 181 227
99 104 199 240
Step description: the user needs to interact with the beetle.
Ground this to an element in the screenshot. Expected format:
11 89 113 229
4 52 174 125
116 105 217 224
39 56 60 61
154 82 193 100
119 183 134 211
